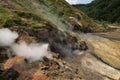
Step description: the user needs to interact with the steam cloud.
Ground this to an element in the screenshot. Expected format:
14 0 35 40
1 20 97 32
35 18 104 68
0 28 18 47
0 28 52 62
11 42 52 62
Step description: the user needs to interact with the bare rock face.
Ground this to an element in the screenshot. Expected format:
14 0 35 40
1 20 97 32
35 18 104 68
32 71 50 80
4 56 25 69
3 56 50 80
78 33 120 80
2 53 84 80
81 34 120 69
14 64 49 80
2 68 19 80
81 54 120 80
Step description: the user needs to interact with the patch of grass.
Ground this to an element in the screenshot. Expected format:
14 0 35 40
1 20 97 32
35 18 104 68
4 19 15 27
31 23 46 28
0 6 7 13
2 14 30 27
0 6 11 27
95 20 108 29
15 11 44 22
101 22 108 29
3 15 21 27
0 8 50 28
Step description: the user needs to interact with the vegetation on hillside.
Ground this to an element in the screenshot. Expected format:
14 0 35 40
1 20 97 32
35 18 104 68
73 0 120 23
0 0 103 32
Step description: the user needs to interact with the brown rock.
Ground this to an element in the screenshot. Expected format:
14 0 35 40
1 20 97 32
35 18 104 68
81 53 120 80
80 34 120 69
32 71 49 80
3 56 50 80
4 56 25 69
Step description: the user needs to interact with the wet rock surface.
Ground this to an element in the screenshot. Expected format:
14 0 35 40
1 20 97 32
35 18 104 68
80 33 120 69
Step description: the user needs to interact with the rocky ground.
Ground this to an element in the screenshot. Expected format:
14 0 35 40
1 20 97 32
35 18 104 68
0 0 120 80
96 24 120 41
0 25 120 80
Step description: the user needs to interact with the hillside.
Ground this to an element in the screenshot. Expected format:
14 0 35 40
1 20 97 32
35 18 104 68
0 0 120 80
74 0 120 23
0 0 103 32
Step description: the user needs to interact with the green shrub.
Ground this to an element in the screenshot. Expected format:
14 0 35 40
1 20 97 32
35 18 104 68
74 0 120 23
16 11 43 22
0 76 6 80
0 7 7 13
4 19 15 27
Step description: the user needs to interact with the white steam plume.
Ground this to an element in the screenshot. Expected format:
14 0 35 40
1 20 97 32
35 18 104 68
0 28 18 47
72 50 84 55
0 28 52 62
11 42 52 62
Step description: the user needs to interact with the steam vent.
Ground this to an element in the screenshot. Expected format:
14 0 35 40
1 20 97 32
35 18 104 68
0 0 120 80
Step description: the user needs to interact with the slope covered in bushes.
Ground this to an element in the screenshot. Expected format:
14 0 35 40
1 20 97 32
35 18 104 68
74 0 120 23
